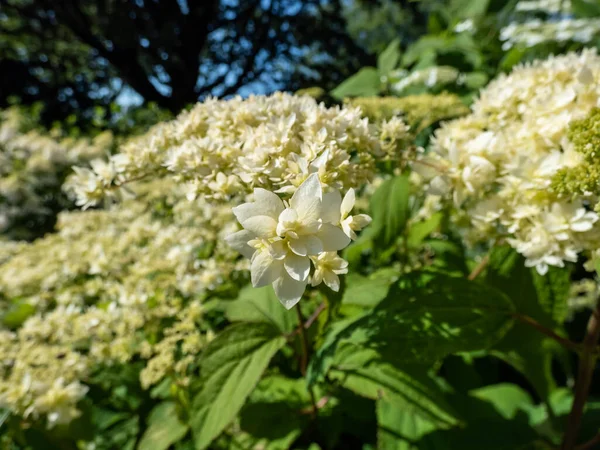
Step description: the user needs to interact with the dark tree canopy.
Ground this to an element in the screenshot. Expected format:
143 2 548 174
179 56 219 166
0 0 375 125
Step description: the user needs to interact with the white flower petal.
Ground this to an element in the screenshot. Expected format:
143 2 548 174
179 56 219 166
269 240 288 260
241 216 278 238
251 250 283 287
288 239 307 256
303 235 324 255
225 230 256 258
318 223 351 251
340 189 355 218
322 190 342 224
290 173 322 222
352 214 372 229
323 270 341 292
273 272 307 309
254 188 285 218
284 253 310 281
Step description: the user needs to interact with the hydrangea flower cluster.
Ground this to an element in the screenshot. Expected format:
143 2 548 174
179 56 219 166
415 50 600 275
0 107 113 238
227 174 370 308
0 180 241 426
68 92 383 208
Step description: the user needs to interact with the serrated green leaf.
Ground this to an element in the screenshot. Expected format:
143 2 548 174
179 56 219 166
226 285 298 334
138 402 188 450
311 273 515 381
191 323 286 450
331 68 381 100
378 39 401 76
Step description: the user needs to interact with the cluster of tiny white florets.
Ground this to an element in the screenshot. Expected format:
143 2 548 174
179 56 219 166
415 50 600 275
500 0 600 50
67 92 383 209
0 107 113 236
227 173 371 308
0 180 241 426
0 93 382 425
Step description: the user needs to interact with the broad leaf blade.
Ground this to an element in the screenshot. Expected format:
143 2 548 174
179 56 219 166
226 285 298 333
330 355 460 427
138 402 188 450
191 323 286 450
378 39 401 76
311 273 515 380
331 67 381 99
369 174 411 249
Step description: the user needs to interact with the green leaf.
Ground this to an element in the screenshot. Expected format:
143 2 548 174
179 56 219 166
226 285 298 334
90 407 129 431
448 0 490 19
311 273 515 379
463 72 488 89
341 269 398 309
500 47 526 71
531 267 571 324
406 212 443 248
486 246 570 399
191 323 286 450
330 354 460 428
331 68 381 100
470 384 534 420
239 376 310 449
378 39 401 76
377 399 443 450
138 402 188 450
417 392 541 450
572 0 600 17
368 174 411 249
2 301 35 329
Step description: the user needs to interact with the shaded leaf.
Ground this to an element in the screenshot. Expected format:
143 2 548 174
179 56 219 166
239 376 310 450
138 402 188 450
310 273 515 382
330 353 460 428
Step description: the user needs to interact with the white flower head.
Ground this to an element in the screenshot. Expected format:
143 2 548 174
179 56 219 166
226 174 369 309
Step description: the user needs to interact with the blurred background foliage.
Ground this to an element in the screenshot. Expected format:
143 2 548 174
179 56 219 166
2 0 600 449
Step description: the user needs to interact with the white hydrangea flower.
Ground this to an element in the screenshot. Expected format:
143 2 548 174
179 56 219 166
416 50 600 274
310 252 349 292
227 173 368 309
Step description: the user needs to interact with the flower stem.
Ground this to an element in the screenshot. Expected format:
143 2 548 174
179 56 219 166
468 254 490 280
511 312 583 354
295 304 318 419
561 303 600 450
